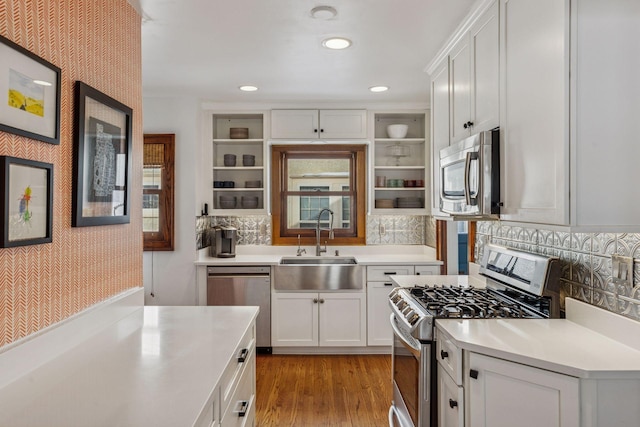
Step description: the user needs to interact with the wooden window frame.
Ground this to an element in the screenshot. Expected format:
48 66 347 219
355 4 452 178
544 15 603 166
143 134 175 251
271 144 366 246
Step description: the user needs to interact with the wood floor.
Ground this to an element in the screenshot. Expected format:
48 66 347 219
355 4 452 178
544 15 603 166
256 354 392 427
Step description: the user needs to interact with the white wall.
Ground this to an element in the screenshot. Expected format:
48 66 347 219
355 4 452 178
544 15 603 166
142 97 199 305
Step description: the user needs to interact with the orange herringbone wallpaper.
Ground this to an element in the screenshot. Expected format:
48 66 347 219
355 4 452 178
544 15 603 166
0 0 143 348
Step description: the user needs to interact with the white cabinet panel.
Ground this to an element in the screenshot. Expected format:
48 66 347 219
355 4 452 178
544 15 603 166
470 0 499 133
438 364 464 427
367 282 394 346
449 35 472 144
468 352 579 427
271 109 366 139
319 292 367 346
499 0 569 225
271 292 318 346
430 59 450 216
272 291 366 347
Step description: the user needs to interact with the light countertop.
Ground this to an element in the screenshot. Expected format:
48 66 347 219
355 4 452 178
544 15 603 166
391 274 485 288
195 245 443 266
0 305 259 427
436 298 640 380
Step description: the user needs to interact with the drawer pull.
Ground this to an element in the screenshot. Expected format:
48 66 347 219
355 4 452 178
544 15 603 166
449 399 458 409
384 282 393 286
470 369 479 379
237 400 249 417
440 350 449 359
237 348 248 363
384 272 397 275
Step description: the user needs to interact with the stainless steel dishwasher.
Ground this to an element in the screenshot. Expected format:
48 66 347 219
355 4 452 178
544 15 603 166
207 266 271 353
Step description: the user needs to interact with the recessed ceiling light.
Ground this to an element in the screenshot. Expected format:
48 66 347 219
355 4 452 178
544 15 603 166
369 86 389 93
239 85 258 92
311 6 337 20
322 37 352 50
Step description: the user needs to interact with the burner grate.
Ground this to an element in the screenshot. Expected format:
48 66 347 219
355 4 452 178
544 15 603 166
409 285 533 319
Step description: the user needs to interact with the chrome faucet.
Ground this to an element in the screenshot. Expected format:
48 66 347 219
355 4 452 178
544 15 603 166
315 208 334 256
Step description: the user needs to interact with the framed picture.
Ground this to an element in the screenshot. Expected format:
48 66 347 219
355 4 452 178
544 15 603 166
72 81 132 227
0 34 61 145
0 156 53 247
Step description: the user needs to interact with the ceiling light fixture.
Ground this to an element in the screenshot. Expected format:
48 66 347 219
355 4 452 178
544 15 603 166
239 85 258 92
322 37 352 50
369 86 389 93
311 6 337 20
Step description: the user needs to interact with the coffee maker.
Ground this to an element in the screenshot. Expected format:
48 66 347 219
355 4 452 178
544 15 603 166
210 226 237 258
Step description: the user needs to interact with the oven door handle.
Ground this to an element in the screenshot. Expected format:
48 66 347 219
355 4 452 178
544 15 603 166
390 314 421 354
464 151 478 206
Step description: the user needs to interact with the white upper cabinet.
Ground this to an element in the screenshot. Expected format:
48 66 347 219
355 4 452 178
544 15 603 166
430 58 450 216
271 109 367 139
499 0 569 225
449 0 499 144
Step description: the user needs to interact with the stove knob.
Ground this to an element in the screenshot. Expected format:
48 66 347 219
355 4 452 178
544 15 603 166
397 301 407 310
402 306 413 316
409 313 420 325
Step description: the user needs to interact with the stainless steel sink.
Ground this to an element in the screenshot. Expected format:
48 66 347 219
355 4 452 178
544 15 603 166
279 256 357 265
274 257 363 290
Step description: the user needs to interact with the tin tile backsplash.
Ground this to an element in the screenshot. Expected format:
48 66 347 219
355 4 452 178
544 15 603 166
476 221 640 321
197 214 433 249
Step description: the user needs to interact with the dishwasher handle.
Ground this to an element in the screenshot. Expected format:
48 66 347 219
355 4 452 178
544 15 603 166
207 266 270 276
208 274 270 279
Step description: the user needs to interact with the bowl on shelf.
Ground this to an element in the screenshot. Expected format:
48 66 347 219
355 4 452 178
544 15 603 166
230 128 249 139
245 180 261 188
375 199 395 209
241 196 259 209
386 124 409 139
222 181 235 188
219 196 237 209
213 181 224 188
242 154 255 166
223 154 236 166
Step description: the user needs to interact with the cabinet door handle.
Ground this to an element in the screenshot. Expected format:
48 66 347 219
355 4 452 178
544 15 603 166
314 128 318 133
463 122 469 129
440 350 449 359
237 348 248 363
237 400 249 417
320 128 324 133
319 298 325 304
449 399 458 409
313 298 319 303
470 369 479 379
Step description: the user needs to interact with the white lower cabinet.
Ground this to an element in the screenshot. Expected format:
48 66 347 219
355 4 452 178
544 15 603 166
272 291 366 347
366 281 394 346
438 364 464 427
467 352 579 427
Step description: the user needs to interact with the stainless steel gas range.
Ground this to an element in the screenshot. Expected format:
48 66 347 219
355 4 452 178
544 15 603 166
388 244 562 427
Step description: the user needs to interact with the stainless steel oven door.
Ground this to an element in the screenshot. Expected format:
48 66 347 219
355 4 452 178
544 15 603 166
390 314 431 427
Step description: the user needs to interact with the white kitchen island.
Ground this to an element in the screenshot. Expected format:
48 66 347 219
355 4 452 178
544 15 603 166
0 289 258 427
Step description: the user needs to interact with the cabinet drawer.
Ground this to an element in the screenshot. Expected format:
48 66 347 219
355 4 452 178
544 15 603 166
220 324 255 415
414 265 440 275
221 350 256 427
437 332 463 385
366 265 414 282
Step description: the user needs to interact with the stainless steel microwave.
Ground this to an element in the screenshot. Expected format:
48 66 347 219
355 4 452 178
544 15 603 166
439 128 500 218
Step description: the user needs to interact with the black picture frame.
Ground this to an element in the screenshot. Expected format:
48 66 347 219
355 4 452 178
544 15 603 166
0 34 61 145
72 81 132 227
0 156 53 247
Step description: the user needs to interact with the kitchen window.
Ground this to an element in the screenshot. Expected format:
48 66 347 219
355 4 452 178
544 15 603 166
271 144 366 245
143 134 175 251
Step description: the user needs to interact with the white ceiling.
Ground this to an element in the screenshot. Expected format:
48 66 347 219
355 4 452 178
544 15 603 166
134 0 477 104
